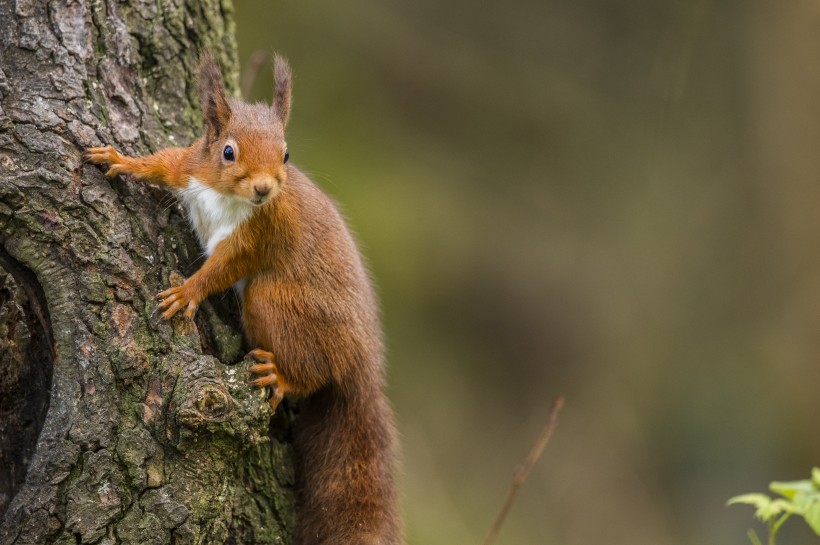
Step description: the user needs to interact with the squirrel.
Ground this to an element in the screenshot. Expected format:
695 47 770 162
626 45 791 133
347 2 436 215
85 53 401 545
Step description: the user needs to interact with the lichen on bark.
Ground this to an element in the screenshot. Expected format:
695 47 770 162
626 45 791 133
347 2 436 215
0 1 295 543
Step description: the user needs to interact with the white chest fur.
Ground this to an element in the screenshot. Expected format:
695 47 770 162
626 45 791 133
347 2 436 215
179 178 253 256
178 178 253 300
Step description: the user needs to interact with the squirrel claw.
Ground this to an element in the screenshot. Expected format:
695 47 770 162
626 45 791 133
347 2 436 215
248 349 288 413
156 283 199 320
85 145 121 165
85 146 130 178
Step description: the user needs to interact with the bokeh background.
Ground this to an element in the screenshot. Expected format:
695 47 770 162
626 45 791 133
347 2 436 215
235 1 820 544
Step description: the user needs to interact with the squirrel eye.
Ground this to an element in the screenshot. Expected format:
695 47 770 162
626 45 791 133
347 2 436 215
284 151 289 164
223 145 235 162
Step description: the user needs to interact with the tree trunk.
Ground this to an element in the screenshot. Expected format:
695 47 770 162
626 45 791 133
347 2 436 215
0 1 296 543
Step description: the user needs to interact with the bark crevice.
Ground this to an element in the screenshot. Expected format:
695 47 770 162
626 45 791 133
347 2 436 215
0 246 54 519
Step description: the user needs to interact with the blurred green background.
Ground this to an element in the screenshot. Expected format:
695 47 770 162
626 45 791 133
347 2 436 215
235 1 820 544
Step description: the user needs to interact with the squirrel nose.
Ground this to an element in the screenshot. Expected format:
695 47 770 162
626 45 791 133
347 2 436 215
254 185 271 197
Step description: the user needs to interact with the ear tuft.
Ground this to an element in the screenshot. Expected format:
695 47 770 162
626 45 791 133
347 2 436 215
272 53 292 126
198 52 231 140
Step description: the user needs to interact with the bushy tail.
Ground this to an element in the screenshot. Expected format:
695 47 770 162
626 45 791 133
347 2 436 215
294 385 401 545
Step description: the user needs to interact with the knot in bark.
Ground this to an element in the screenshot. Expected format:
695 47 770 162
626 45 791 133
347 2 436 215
176 379 235 427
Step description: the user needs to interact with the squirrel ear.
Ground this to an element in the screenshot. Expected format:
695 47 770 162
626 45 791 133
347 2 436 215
272 54 292 127
198 52 232 139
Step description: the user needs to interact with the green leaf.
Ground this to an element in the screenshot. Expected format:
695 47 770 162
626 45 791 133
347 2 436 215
728 494 795 523
812 467 820 488
795 493 820 536
728 493 773 508
770 479 814 500
768 499 798 515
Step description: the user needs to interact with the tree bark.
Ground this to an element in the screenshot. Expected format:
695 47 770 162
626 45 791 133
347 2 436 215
0 1 296 544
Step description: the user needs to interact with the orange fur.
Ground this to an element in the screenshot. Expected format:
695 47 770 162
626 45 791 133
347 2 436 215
85 146 191 189
86 53 401 545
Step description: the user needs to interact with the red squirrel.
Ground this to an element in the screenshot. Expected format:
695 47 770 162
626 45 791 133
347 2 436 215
86 53 401 545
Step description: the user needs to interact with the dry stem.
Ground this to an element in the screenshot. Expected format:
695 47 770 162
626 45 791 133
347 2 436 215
481 395 565 545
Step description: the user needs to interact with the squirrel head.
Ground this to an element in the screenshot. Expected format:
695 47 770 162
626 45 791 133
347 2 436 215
196 52 292 206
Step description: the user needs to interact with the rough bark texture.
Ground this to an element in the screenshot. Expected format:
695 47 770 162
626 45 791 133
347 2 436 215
0 1 296 543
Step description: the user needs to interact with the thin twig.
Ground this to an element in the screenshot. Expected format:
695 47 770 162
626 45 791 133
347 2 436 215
240 51 269 99
481 395 565 545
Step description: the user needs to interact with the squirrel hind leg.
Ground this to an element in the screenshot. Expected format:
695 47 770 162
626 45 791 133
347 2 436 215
247 348 289 412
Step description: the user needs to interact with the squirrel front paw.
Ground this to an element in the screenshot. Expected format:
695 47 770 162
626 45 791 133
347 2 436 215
156 280 201 320
85 146 130 178
248 349 289 413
